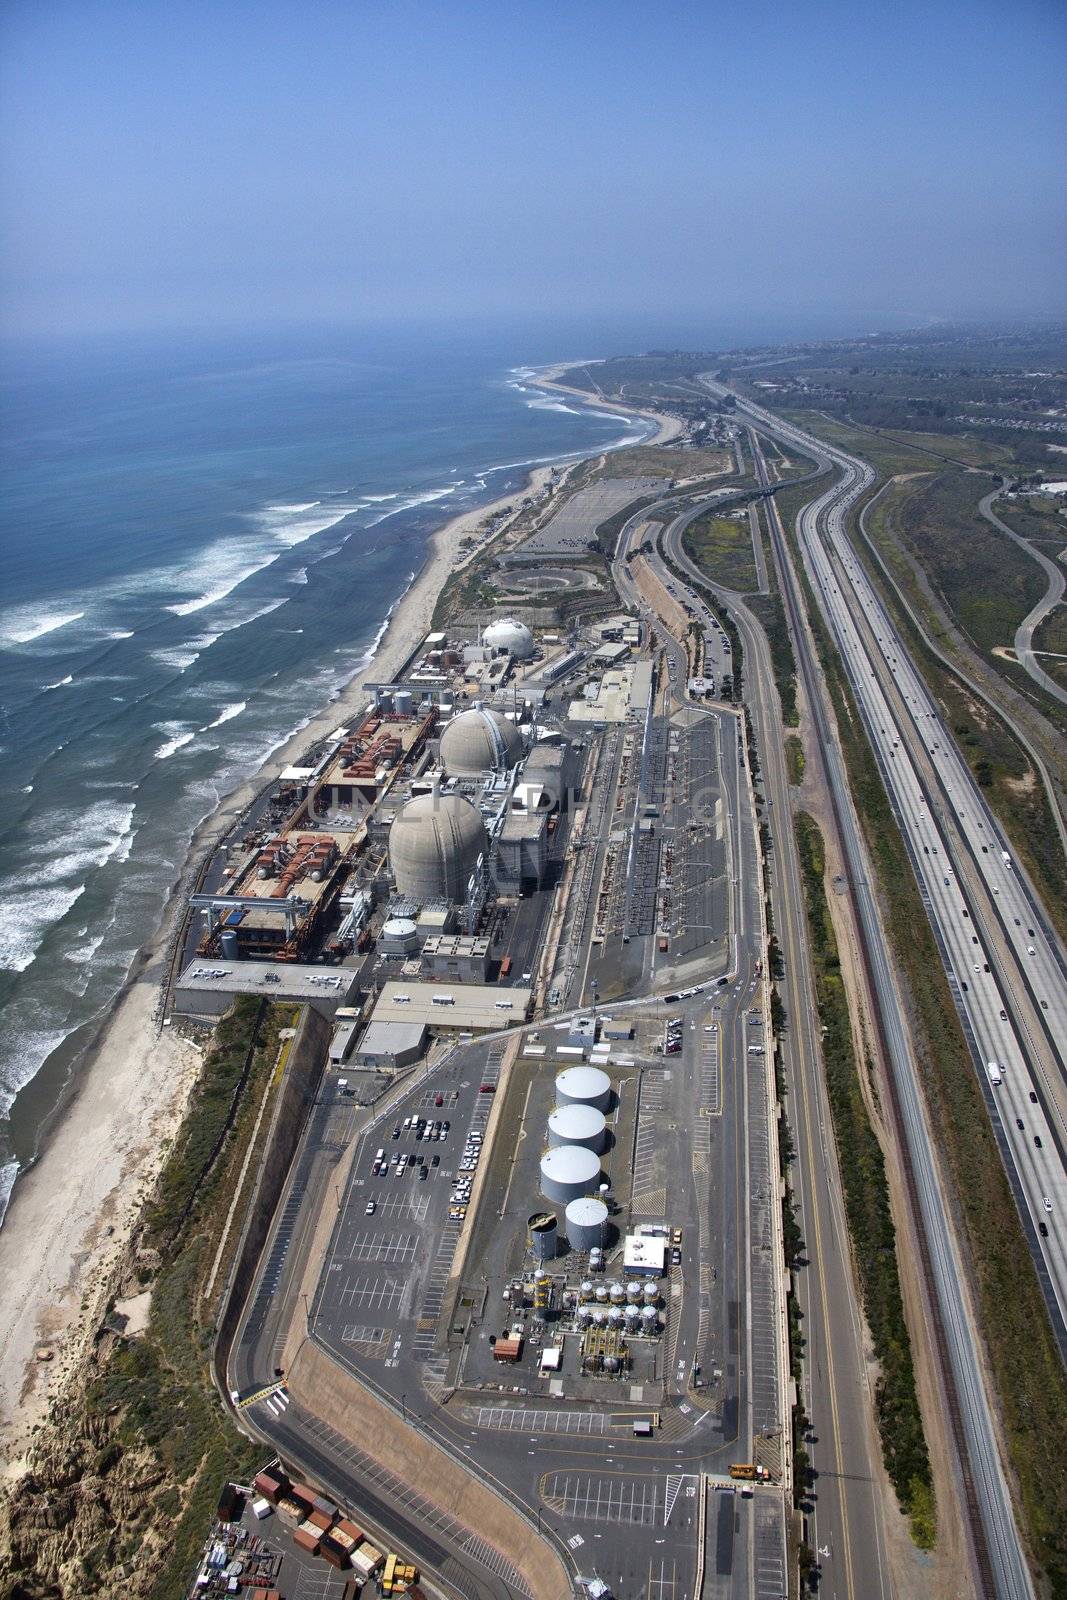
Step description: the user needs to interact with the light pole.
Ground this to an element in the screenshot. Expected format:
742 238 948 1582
401 1391 407 1424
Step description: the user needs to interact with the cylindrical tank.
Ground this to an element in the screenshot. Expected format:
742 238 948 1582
626 1281 641 1303
555 1066 612 1113
220 929 239 961
643 1282 659 1304
608 1306 625 1326
624 1304 641 1327
540 1145 600 1205
579 1280 594 1301
547 1104 608 1153
604 1355 621 1373
564 1196 609 1252
609 1281 625 1304
527 1213 558 1261
579 1307 593 1327
589 1247 603 1267
592 1308 607 1327
642 1305 659 1330
595 1284 609 1303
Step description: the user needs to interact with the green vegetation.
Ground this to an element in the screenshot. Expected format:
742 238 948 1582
682 508 758 592
785 524 1067 1590
1032 601 1067 694
785 735 805 786
856 481 1067 943
794 812 933 1544
749 592 799 725
78 1000 292 1600
882 471 1044 658
595 443 732 478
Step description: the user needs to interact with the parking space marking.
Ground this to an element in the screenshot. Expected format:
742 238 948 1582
363 1193 430 1223
336 1275 404 1311
540 1472 689 1526
473 1406 609 1435
342 1230 417 1265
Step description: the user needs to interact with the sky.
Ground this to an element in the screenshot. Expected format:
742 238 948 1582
1 0 1065 343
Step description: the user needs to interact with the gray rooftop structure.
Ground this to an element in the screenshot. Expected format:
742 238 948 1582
370 980 532 1030
174 959 359 1016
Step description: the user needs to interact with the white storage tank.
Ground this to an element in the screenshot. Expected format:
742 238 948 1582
594 1283 609 1304
642 1305 659 1331
555 1065 612 1113
609 1281 626 1304
579 1279 594 1301
565 1196 609 1252
608 1306 625 1327
548 1103 608 1154
624 1304 641 1327
539 1144 601 1205
626 1281 641 1303
642 1281 659 1304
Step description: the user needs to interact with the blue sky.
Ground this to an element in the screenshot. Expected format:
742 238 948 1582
2 0 1064 339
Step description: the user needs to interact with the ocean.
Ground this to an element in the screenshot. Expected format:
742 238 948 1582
0 325 654 1222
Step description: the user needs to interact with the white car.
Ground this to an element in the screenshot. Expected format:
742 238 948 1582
365 1200 376 1216
1044 1197 1053 1214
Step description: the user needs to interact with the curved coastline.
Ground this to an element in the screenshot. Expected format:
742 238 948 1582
0 377 679 1459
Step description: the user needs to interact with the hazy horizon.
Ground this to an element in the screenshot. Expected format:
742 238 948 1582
2 0 1065 342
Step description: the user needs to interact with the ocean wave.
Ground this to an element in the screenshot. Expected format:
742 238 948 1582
164 499 355 617
0 883 87 973
150 631 221 673
154 723 197 760
204 701 246 730
43 674 74 691
0 609 86 647
289 567 309 585
365 481 466 527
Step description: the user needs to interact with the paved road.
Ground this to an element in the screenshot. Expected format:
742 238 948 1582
649 493 893 1600
979 490 1067 709
707 387 1046 1600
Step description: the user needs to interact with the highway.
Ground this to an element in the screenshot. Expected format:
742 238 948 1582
728 395 1067 1328
694 389 1052 1599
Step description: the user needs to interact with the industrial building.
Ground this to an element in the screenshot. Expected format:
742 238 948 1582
174 961 359 1016
419 934 491 983
368 980 531 1031
351 1020 428 1071
388 790 487 902
494 809 548 892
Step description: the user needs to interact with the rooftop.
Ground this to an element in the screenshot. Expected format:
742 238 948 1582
370 980 532 1030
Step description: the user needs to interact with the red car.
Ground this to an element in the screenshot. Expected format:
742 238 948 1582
479 1083 496 1093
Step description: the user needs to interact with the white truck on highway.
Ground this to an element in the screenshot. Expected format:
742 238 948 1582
986 1061 1003 1087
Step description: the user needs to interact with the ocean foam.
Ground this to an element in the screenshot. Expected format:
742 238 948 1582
165 500 354 616
154 724 197 760
0 609 86 646
204 701 246 730
43 674 74 691
0 883 87 973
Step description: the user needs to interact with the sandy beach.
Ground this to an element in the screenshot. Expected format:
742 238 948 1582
0 384 679 1465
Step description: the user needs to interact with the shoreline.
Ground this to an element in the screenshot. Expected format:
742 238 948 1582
0 378 679 1463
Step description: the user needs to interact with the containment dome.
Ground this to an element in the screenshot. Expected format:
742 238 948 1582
540 1144 601 1205
483 618 536 660
389 791 487 902
548 1104 607 1154
555 1065 612 1113
440 706 522 778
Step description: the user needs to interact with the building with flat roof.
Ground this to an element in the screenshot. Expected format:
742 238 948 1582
351 1020 427 1070
494 809 548 892
174 960 358 1017
420 934 491 982
623 1233 667 1277
369 980 531 1031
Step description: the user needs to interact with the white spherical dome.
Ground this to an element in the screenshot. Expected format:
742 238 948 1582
483 618 535 660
